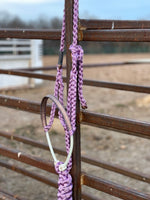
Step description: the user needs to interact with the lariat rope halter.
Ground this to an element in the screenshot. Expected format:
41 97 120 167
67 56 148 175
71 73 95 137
40 0 87 199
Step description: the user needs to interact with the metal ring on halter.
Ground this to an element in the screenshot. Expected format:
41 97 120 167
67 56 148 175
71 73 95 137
40 95 74 172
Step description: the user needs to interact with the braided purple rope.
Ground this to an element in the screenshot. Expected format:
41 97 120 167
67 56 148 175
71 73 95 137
44 0 87 199
55 162 73 200
44 7 66 132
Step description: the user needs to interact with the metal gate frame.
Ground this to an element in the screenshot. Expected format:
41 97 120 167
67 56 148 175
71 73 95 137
0 0 150 199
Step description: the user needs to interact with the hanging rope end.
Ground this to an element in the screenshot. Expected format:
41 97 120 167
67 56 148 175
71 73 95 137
81 104 88 110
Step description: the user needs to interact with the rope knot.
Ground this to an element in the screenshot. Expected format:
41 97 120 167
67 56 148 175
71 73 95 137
69 44 84 61
76 45 84 61
69 44 87 111
55 162 73 200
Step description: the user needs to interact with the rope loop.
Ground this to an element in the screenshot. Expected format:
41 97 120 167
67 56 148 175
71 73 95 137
41 95 74 173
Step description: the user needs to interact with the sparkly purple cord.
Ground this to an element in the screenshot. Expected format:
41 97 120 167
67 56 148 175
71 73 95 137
44 0 87 199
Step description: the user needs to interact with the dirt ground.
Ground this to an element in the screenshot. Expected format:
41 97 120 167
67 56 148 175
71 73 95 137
1 53 150 199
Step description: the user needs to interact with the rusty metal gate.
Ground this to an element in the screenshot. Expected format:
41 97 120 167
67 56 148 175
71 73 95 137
0 0 150 199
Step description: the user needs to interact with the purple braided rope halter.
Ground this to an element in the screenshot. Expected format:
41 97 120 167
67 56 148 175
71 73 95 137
41 0 87 199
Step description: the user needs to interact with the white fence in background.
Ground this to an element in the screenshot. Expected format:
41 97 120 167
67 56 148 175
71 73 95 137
0 39 43 89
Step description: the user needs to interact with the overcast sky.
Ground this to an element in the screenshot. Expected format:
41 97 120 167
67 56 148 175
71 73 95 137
0 0 150 21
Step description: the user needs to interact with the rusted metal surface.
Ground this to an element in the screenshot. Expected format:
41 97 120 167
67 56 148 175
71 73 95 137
0 146 105 200
0 189 26 200
83 173 150 200
0 69 57 82
0 28 61 40
0 160 58 188
83 79 150 94
0 95 46 115
0 28 150 42
65 0 82 199
80 19 150 30
1 95 150 139
3 141 149 200
1 148 150 200
0 131 63 154
81 111 150 139
81 156 150 184
13 61 150 72
82 29 150 42
0 161 98 200
1 131 150 184
78 61 150 68
1 69 150 94
13 66 58 72
0 145 56 174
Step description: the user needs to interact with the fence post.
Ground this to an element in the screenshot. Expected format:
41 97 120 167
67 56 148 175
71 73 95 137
65 0 81 199
30 40 43 86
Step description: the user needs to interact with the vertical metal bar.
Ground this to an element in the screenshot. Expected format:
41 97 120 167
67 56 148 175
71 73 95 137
65 0 81 199
65 0 73 80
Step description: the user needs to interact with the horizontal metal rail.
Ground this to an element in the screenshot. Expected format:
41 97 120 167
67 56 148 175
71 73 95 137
0 145 149 200
80 19 150 30
1 69 150 94
83 80 150 93
0 161 100 200
0 160 57 188
0 28 61 40
0 95 150 139
81 29 150 42
0 28 150 42
0 188 26 200
0 95 45 115
0 131 150 184
0 69 57 81
81 156 150 184
0 131 63 154
0 144 56 174
13 61 150 72
15 66 58 71
82 173 150 200
81 111 150 139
